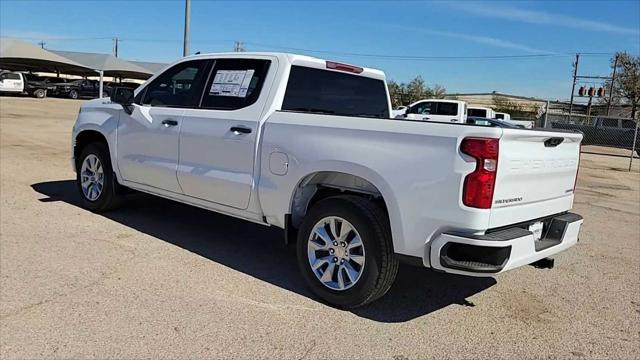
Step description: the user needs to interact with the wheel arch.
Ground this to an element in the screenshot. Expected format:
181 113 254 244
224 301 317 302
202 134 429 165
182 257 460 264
73 129 110 169
286 163 403 252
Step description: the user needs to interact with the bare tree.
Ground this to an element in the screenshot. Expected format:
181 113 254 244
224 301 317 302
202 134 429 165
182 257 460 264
605 52 640 119
432 84 446 99
387 76 444 108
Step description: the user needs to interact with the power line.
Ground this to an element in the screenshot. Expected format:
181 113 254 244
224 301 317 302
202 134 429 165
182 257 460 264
2 35 623 61
3 36 113 41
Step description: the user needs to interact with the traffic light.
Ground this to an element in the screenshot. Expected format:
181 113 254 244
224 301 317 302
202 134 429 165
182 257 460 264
597 87 606 97
588 87 596 97
578 86 586 96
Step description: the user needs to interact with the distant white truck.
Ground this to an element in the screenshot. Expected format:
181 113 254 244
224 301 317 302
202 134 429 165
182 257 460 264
390 106 407 118
468 106 496 119
471 108 534 129
395 99 467 123
0 71 25 94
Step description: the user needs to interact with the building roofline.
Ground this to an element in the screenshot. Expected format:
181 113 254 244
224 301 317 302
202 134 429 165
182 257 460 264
444 91 552 102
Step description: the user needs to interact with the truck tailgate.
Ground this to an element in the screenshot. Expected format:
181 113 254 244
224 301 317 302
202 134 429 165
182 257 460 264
489 129 582 228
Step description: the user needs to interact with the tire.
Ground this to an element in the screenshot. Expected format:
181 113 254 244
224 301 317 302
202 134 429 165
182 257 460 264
33 89 46 98
76 142 121 212
69 90 79 99
296 195 399 308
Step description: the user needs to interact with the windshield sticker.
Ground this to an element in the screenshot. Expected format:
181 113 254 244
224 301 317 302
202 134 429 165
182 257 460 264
209 69 255 97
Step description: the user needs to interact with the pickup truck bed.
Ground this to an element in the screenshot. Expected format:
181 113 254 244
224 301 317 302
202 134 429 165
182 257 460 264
71 52 583 308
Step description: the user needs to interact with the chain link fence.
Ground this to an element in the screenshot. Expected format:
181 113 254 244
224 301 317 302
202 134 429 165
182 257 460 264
540 113 639 170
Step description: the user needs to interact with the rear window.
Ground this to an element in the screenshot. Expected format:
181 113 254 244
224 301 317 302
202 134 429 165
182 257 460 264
435 102 458 116
1 73 21 80
495 113 505 119
282 66 389 118
468 108 487 117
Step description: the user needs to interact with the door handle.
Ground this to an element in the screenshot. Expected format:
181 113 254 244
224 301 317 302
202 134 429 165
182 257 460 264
422 117 430 120
230 126 252 135
162 119 178 127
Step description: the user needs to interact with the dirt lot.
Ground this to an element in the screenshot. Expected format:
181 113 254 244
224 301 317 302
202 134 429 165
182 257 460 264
1 97 639 359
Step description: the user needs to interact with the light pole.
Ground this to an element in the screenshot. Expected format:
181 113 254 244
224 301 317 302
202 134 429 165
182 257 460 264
183 0 190 57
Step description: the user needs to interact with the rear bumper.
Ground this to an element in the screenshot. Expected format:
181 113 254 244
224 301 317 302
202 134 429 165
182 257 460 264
429 212 583 277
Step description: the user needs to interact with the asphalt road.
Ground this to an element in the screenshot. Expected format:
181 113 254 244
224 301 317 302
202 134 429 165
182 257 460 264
1 97 639 359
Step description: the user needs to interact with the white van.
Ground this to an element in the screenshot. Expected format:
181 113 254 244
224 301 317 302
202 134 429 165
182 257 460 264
467 106 495 119
397 99 467 123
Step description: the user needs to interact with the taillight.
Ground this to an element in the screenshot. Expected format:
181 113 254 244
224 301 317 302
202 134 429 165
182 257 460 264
573 144 582 192
461 137 499 209
326 61 364 74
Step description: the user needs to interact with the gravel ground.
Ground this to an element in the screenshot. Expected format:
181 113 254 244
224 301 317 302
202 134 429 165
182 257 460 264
1 97 639 359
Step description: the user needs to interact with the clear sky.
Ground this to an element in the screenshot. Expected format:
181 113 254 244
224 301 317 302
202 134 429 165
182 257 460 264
1 0 638 100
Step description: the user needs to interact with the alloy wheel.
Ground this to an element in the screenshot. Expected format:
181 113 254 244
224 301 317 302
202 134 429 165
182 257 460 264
80 154 104 201
307 216 366 291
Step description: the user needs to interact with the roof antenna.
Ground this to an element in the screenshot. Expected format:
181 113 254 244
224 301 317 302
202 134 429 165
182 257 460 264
195 51 201 55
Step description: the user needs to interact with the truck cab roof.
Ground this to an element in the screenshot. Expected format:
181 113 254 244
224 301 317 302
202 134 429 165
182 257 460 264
177 52 386 80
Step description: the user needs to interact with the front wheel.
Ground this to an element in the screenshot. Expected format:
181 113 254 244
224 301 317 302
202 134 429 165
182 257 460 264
76 142 121 212
69 90 79 99
297 195 399 308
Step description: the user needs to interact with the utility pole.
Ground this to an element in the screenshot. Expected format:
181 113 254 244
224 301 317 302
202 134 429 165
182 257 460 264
568 53 580 119
586 94 594 117
183 0 190 57
113 37 119 57
606 54 619 116
38 40 45 49
543 100 550 128
233 41 245 52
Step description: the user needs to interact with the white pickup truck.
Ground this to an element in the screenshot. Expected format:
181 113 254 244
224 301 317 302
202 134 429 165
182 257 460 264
395 99 467 123
72 52 584 308
0 71 25 94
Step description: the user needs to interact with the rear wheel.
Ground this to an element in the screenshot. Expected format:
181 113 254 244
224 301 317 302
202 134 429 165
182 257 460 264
69 90 79 99
33 89 46 98
76 142 121 212
297 195 399 308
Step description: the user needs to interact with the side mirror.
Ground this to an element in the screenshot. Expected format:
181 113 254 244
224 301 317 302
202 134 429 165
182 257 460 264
110 87 135 114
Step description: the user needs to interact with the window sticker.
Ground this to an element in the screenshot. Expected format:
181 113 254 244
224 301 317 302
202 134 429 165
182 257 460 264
209 69 255 97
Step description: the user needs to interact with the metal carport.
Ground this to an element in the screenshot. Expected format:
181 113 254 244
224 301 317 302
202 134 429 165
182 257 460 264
0 38 96 76
130 61 168 76
51 50 154 97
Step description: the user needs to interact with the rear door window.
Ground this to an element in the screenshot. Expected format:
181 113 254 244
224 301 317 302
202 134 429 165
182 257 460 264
282 66 389 118
435 102 458 116
200 58 271 110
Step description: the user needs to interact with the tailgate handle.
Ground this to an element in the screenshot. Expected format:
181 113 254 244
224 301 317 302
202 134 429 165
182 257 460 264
544 137 564 147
